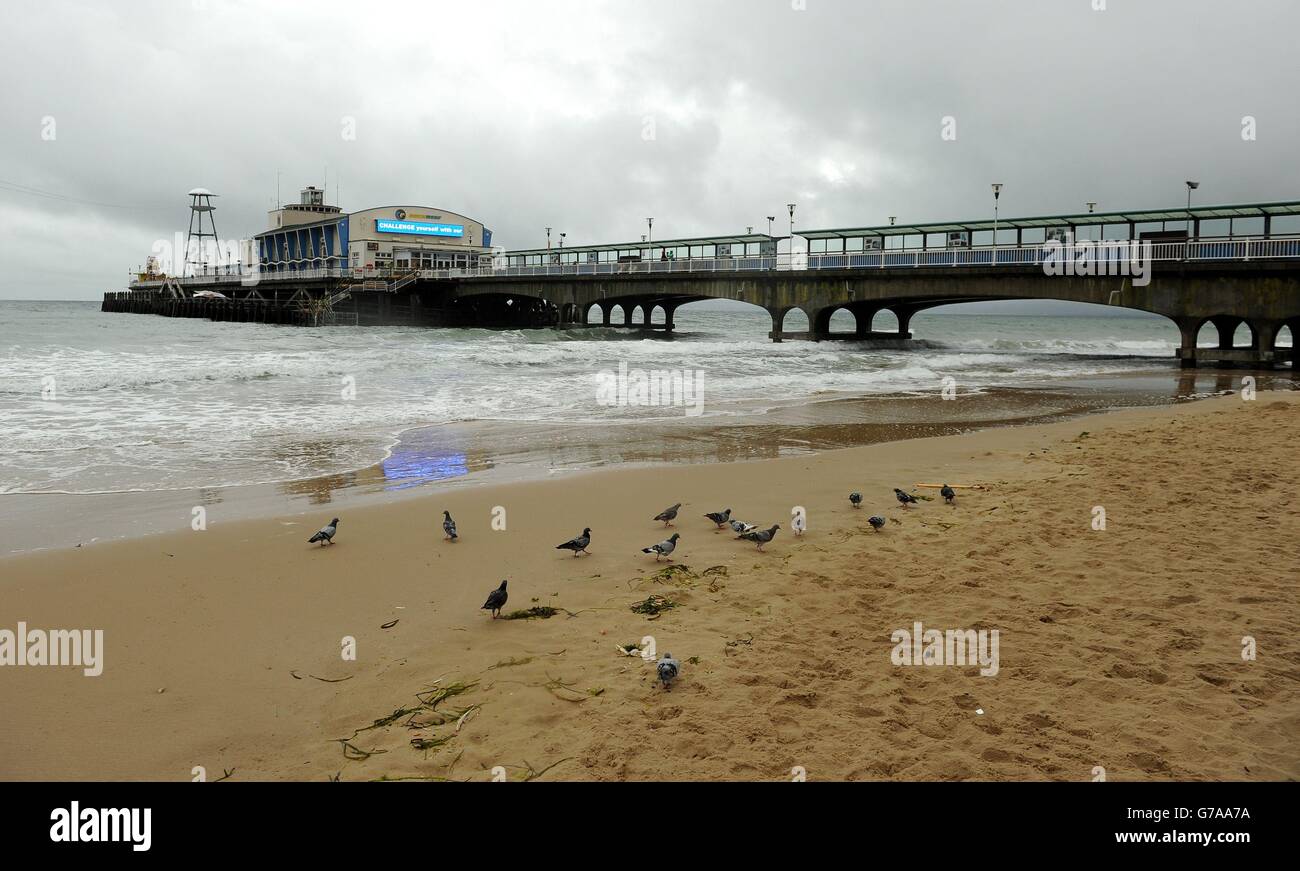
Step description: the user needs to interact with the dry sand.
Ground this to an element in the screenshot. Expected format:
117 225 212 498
1 392 1297 781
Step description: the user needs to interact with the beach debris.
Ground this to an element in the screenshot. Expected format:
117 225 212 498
630 594 677 617
739 523 781 551
308 517 339 546
687 656 700 665
381 619 399 629
555 527 592 557
726 633 754 648
617 643 643 657
290 670 354 683
729 519 758 536
941 484 957 505
849 492 863 508
975 708 984 715
502 606 560 620
543 675 591 703
656 652 681 690
442 510 458 541
704 508 732 529
894 489 918 509
641 533 680 561
481 580 508 618
653 503 681 526
868 515 886 532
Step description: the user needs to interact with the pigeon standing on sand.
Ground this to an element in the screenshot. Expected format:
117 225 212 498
704 508 732 529
555 527 592 557
641 533 680 562
941 484 956 505
308 518 339 546
849 492 863 508
868 515 886 532
740 523 780 551
894 488 918 509
481 580 508 618
657 652 680 690
728 519 758 536
653 503 681 527
442 510 458 540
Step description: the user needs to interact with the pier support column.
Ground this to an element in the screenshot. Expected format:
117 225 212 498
601 304 612 326
768 307 785 342
662 303 677 333
1176 318 1201 368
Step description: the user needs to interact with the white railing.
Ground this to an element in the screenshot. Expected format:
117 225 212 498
129 236 1300 291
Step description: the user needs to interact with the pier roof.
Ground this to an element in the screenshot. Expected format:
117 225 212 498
797 199 1300 240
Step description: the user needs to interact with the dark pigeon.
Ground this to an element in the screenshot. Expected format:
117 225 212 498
868 515 886 532
653 503 681 526
941 484 956 505
308 518 339 546
704 508 732 528
481 580 508 618
894 488 918 508
849 492 863 508
657 652 680 689
555 527 592 557
641 533 680 561
740 523 780 551
443 510 458 540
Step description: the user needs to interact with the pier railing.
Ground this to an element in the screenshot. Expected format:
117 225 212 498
128 235 1300 291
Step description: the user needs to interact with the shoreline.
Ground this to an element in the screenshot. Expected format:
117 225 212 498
2 391 1296 781
5 367 1294 557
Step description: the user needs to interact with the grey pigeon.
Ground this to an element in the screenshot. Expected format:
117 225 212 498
740 523 780 551
555 527 592 557
481 580 508 618
894 488 918 508
656 652 680 690
868 515 886 532
653 503 681 526
941 484 956 505
849 492 863 508
443 510 458 540
704 508 732 528
728 519 758 536
641 533 680 561
308 518 339 546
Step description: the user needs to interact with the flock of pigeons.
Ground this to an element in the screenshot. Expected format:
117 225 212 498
303 482 959 691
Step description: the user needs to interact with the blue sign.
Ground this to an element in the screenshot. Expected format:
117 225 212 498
375 219 464 237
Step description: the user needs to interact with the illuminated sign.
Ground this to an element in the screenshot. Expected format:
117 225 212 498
375 219 464 237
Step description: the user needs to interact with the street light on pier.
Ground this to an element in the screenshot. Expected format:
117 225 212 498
766 215 775 236
787 203 796 259
546 227 552 250
647 217 654 246
991 184 1003 250
1185 181 1199 236
1087 202 1097 241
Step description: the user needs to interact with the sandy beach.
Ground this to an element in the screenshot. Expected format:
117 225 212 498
1 391 1296 781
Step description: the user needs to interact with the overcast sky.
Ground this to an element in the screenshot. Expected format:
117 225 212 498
2 0 1298 300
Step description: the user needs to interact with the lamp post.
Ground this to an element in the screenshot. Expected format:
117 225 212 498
1185 181 1199 236
991 184 1003 252
546 227 552 250
647 217 654 246
787 203 796 261
1087 202 1097 241
767 215 775 236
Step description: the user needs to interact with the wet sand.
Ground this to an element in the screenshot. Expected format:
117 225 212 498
1 390 1296 781
5 367 1294 556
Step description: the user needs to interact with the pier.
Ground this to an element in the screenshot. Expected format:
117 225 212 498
105 199 1300 368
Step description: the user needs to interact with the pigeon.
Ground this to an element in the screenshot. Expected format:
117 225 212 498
728 519 758 536
641 533 680 561
308 518 339 546
481 580 508 618
941 484 956 505
868 515 886 532
653 503 681 526
740 523 780 551
704 508 732 529
442 510 458 540
791 510 806 537
894 488 918 509
656 652 680 690
555 527 592 557
849 492 863 508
